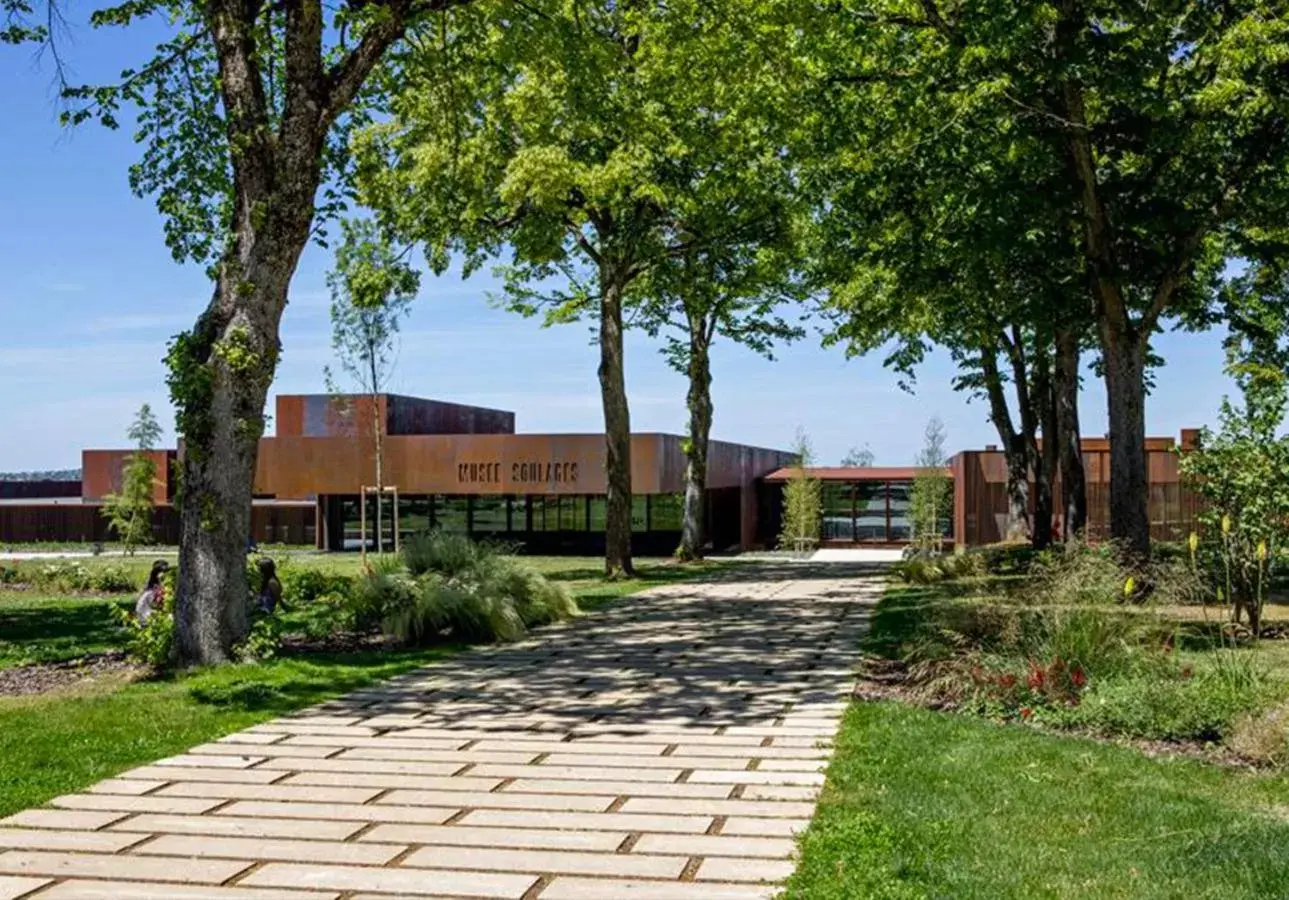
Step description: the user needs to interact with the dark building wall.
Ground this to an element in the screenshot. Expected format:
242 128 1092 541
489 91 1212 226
951 438 1202 546
275 394 515 438
0 503 316 546
385 395 515 436
0 481 80 500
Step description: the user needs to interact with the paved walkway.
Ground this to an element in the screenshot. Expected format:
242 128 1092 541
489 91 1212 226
0 564 881 900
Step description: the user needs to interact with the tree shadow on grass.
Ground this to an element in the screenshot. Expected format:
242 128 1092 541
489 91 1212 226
0 598 130 665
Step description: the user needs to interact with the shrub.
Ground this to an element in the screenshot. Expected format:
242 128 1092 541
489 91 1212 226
1053 667 1267 742
111 604 174 669
371 539 578 646
404 530 484 578
235 616 283 662
275 563 353 606
350 555 417 631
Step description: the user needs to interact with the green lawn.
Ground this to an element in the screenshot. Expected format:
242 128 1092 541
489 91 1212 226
0 554 730 818
0 594 129 668
784 576 1289 899
784 701 1289 899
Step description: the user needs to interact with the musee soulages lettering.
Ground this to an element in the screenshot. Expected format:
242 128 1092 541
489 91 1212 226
457 461 579 485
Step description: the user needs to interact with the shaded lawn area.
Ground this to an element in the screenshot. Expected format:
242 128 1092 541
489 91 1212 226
784 701 1289 899
0 594 128 668
0 555 733 818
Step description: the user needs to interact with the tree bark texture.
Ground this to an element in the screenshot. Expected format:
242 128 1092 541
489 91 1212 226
1101 323 1151 558
1031 346 1059 551
175 0 420 664
980 341 1032 542
599 275 635 577
678 323 713 562
1055 329 1087 540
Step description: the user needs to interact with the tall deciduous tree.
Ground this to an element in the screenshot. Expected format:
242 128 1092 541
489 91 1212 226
7 0 482 663
353 0 799 576
325 219 419 555
103 404 164 555
811 0 1289 558
637 222 805 561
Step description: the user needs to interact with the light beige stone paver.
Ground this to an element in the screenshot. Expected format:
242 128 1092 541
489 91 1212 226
0 876 52 900
0 830 140 854
132 835 407 865
0 850 252 883
539 877 780 899
0 811 125 832
632 832 798 858
401 845 689 878
35 882 338 899
0 564 881 898
240 861 538 898
109 814 364 841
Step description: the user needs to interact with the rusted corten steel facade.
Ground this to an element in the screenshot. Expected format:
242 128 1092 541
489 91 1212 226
60 394 792 554
952 431 1202 546
81 450 176 504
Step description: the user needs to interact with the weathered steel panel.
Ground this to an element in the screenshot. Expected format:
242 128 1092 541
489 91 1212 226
81 450 171 503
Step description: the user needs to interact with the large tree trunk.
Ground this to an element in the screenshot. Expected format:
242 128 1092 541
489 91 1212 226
678 325 713 562
1100 323 1151 558
599 275 635 577
981 339 1032 543
174 261 300 666
1031 347 1059 551
1055 329 1087 540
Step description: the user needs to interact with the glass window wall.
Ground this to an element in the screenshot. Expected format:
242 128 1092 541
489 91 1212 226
650 494 684 531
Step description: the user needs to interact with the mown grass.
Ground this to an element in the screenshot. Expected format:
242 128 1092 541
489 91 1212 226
0 594 129 668
785 575 1289 898
784 701 1289 899
0 554 731 817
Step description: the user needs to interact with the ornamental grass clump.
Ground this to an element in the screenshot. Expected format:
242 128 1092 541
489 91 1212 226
370 530 577 646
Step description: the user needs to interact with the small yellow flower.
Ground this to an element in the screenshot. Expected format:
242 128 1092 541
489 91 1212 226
1217 587 1225 603
1259 540 1268 561
1188 532 1199 555
1222 514 1232 535
1124 576 1135 598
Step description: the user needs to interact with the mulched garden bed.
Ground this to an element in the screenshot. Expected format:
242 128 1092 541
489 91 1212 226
0 652 144 698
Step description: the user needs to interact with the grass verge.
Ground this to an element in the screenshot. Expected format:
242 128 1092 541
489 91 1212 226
783 700 1289 899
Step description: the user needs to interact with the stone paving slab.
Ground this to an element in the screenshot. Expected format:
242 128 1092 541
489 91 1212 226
0 562 882 898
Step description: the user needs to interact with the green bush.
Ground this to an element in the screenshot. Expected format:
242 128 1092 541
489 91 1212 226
404 530 483 578
275 563 353 606
1051 667 1268 742
110 604 174 669
350 555 417 631
371 534 578 646
386 574 528 645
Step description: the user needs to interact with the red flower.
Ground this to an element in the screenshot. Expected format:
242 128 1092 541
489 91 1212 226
1020 707 1033 719
999 673 1017 690
1071 666 1087 688
1027 662 1045 691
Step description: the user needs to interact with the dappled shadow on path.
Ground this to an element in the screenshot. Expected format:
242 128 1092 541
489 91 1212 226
306 563 881 734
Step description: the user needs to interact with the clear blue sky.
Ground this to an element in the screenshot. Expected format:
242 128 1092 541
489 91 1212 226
0 20 1234 473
